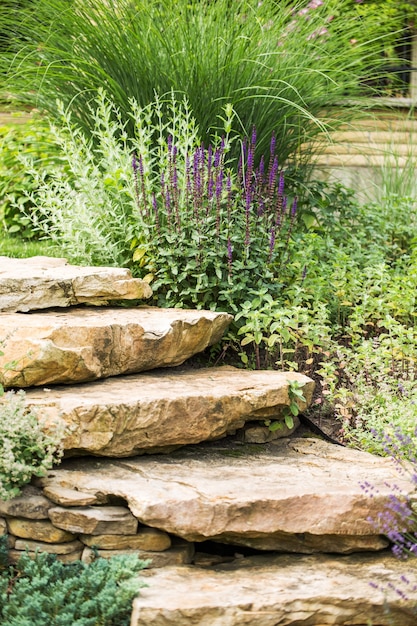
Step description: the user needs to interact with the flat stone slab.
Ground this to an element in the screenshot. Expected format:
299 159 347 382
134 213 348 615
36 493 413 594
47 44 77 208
131 553 417 625
0 256 152 312
0 307 232 387
23 368 313 456
38 438 413 553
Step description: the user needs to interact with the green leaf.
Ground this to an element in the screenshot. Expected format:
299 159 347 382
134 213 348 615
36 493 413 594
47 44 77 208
284 414 294 429
241 335 254 346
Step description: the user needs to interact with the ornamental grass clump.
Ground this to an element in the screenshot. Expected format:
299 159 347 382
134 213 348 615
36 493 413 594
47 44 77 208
1 0 391 163
131 122 298 312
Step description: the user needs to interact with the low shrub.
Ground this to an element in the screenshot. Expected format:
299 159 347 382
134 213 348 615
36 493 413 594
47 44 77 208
0 390 64 500
0 538 148 625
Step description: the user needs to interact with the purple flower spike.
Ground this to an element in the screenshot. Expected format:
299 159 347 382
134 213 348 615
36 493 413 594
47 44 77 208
291 196 298 218
251 126 257 149
278 170 285 197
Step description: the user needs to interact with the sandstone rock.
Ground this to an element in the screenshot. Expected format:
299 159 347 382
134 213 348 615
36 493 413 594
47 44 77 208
130 553 417 626
0 256 152 312
0 307 232 387
24 368 313 456
38 438 410 553
0 518 7 535
42 486 98 506
8 548 83 564
48 505 138 535
0 485 51 519
14 538 83 554
79 528 171 551
7 518 76 543
81 542 194 568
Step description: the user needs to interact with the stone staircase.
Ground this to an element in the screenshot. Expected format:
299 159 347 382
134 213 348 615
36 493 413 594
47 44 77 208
1 256 417 625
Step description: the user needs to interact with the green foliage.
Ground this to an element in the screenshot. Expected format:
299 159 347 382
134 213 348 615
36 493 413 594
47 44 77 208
265 379 307 432
0 118 64 238
0 390 64 500
1 0 388 163
0 544 147 626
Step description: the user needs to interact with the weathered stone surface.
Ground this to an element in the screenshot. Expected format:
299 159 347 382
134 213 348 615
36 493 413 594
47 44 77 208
38 438 411 553
48 505 138 535
0 307 232 387
9 548 83 564
23 368 313 457
0 485 51 519
0 518 7 535
7 518 76 543
14 538 83 555
42 485 99 506
82 542 194 568
80 528 171 551
0 256 152 312
131 553 417 626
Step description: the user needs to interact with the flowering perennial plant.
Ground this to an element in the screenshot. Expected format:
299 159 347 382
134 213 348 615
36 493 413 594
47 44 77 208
132 125 297 313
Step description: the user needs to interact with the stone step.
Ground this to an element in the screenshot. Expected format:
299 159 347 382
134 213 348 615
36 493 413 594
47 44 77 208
0 307 232 387
0 256 152 312
37 437 415 555
130 553 417 626
23 367 313 456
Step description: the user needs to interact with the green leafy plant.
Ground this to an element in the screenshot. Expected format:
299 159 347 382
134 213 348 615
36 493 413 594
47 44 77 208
0 540 148 626
265 379 307 432
0 119 64 238
0 390 64 500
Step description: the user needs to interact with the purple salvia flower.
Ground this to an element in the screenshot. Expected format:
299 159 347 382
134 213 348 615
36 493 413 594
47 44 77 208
251 126 257 151
245 190 251 250
274 169 285 226
268 155 279 211
258 155 265 186
278 170 285 196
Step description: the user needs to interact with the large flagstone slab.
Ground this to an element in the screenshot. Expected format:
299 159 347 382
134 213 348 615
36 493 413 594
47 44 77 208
0 256 152 312
23 368 313 456
38 438 413 553
130 553 417 626
0 307 232 387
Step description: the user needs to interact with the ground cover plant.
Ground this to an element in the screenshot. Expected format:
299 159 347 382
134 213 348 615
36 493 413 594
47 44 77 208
0 537 147 626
